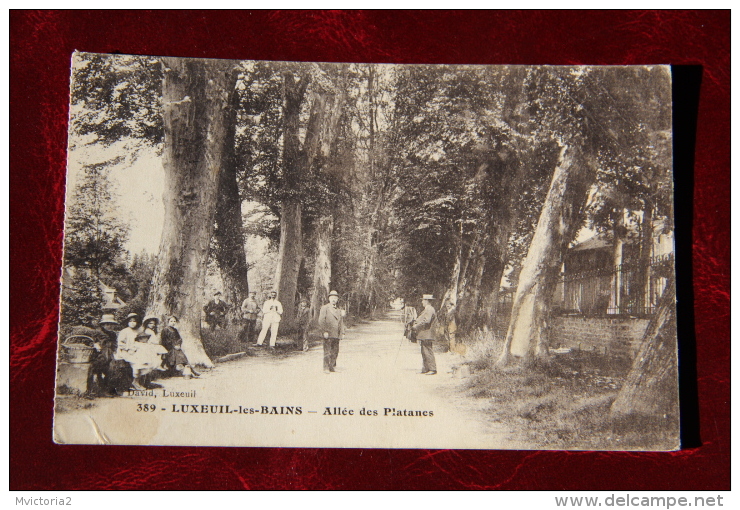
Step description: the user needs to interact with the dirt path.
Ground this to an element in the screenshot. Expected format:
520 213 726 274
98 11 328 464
54 313 514 449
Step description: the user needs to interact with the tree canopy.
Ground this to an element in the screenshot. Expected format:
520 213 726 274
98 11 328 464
64 55 673 367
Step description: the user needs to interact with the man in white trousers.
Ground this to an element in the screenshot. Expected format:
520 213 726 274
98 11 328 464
256 290 283 349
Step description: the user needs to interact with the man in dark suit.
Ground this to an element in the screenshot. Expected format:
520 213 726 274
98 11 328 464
203 291 228 331
413 294 437 375
318 290 346 374
87 314 120 395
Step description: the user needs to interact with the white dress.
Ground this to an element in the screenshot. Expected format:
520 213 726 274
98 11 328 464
115 327 167 373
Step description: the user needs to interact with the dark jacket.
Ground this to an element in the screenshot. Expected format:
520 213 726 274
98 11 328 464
160 326 189 368
160 326 182 352
318 304 346 339
204 300 228 320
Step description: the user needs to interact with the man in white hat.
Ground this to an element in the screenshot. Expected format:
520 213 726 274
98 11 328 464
318 290 345 373
412 294 437 375
95 313 120 345
256 290 283 349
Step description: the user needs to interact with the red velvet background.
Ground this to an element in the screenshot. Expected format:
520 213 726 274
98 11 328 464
9 10 730 490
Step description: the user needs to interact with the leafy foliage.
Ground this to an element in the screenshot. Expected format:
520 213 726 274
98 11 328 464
63 159 129 275
66 54 673 336
60 270 105 327
112 251 157 321
70 53 163 146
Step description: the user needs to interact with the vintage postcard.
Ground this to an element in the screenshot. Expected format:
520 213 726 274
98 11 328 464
54 53 678 450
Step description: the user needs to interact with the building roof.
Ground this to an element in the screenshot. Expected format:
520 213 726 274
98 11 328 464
571 218 670 253
571 235 614 252
571 229 643 252
101 283 127 309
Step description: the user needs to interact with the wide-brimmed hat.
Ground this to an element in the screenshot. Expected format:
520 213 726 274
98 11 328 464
125 313 140 323
422 294 435 300
143 315 159 326
99 314 119 325
328 290 339 297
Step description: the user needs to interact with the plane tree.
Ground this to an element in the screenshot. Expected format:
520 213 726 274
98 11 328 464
498 66 672 365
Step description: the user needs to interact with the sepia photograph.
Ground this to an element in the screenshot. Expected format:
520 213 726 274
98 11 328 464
53 53 678 450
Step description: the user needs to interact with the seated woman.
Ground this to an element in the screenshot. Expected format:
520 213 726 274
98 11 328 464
115 313 167 390
136 316 169 385
115 313 145 390
159 316 199 378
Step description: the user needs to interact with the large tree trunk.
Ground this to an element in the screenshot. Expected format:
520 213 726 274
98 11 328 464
147 57 238 368
275 70 346 330
273 199 303 330
610 278 678 425
272 72 309 330
309 214 333 320
482 262 506 327
483 222 516 330
458 249 488 330
441 219 467 310
307 75 347 322
361 234 377 314
455 228 489 329
445 236 463 306
498 145 596 365
358 188 391 316
213 79 249 316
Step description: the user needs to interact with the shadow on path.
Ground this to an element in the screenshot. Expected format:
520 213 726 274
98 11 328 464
54 311 515 449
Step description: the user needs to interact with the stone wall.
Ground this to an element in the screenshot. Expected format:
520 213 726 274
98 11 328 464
548 315 650 358
490 307 650 359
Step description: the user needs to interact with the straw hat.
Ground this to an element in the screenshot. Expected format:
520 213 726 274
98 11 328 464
143 315 159 326
422 294 435 300
99 314 118 325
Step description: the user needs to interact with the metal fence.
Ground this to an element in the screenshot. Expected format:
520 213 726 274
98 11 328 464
557 253 675 316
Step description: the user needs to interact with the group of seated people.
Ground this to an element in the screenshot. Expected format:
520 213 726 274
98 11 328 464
81 312 199 395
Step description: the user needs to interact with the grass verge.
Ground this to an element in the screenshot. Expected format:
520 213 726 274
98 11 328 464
459 330 678 450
